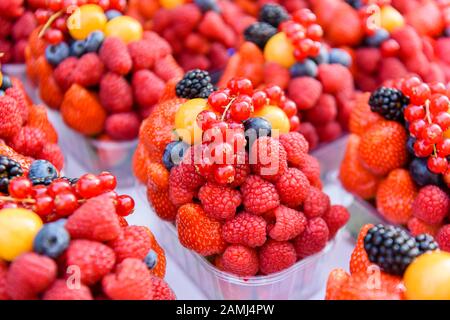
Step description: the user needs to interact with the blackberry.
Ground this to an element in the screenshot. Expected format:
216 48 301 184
175 69 214 99
364 224 420 275
368 87 410 122
415 234 439 254
244 22 277 50
0 156 23 194
259 4 289 28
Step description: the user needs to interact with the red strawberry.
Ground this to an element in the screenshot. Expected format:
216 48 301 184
0 95 22 139
350 224 374 275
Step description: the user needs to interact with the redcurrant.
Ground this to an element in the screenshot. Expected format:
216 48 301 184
428 156 448 174
98 172 117 191
409 119 427 137
116 195 135 216
34 195 54 217
54 192 78 216
9 177 32 199
252 90 268 110
421 123 443 145
214 165 236 184
404 105 425 122
437 139 450 157
208 90 230 112
413 139 434 157
265 85 283 105
75 173 103 199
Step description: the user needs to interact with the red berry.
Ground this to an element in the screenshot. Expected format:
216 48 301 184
434 112 450 131
48 0 63 11
429 95 450 115
32 185 48 197
437 139 450 157
283 21 304 38
195 158 214 177
9 177 32 199
422 123 443 145
414 139 434 157
281 99 297 117
229 97 253 122
54 192 79 216
208 91 229 112
48 179 72 197
116 195 135 216
429 82 447 94
401 77 421 97
214 165 236 184
75 174 103 199
211 143 234 164
410 83 431 105
293 8 316 25
306 24 323 40
265 85 283 105
252 90 268 110
409 119 427 137
227 78 253 96
54 17 67 32
109 0 126 11
98 172 117 191
289 116 300 131
404 105 425 122
381 39 400 57
196 110 218 131
35 9 51 25
428 156 448 174
98 0 110 10
293 48 308 61
34 195 54 216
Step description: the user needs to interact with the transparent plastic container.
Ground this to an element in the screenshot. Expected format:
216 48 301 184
46 108 137 187
2 64 39 102
312 135 389 239
136 184 336 300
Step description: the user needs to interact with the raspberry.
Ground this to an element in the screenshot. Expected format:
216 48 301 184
198 11 236 47
105 112 140 141
39 144 64 171
132 70 165 109
43 279 93 300
259 240 297 275
153 54 184 82
293 217 329 259
176 203 226 256
0 95 22 139
391 26 423 60
305 94 338 126
317 122 343 143
99 37 132 75
275 168 310 208
407 217 441 238
108 226 152 263
61 84 107 136
26 104 58 144
263 62 290 90
9 126 46 158
298 122 319 150
5 87 28 123
317 64 354 94
269 205 307 241
412 186 450 225
358 120 408 176
241 175 280 215
102 258 153 300
0 261 8 300
128 39 155 71
229 161 250 188
150 276 176 300
99 72 133 113
66 240 116 285
350 224 375 275
72 53 104 87
12 11 35 40
53 57 77 91
169 162 205 207
436 225 450 253
288 77 322 110
222 212 267 248
376 169 417 224
0 17 12 39
379 58 408 83
198 182 242 221
249 136 288 182
303 187 330 219
323 205 350 239
6 253 57 300
142 31 172 59
65 193 122 242
279 132 309 166
355 48 381 74
221 245 259 277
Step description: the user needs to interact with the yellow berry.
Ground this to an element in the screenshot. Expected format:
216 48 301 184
404 251 450 300
175 98 208 145
104 16 143 44
160 0 185 9
0 208 43 261
380 5 405 33
444 127 450 139
0 72 3 88
67 4 107 40
263 32 296 69
253 105 290 137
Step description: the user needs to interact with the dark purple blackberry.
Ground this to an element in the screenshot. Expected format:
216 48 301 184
259 4 289 28
175 69 214 99
244 22 277 49
369 87 410 122
0 156 24 194
415 234 439 254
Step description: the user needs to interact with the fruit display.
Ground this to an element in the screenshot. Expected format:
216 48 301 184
0 70 64 170
340 77 450 252
0 1 37 63
218 5 356 149
326 224 450 300
134 71 350 287
0 197 175 300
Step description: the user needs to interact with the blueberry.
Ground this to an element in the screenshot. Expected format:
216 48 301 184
365 29 390 47
312 46 329 65
45 42 70 66
445 26 450 37
144 250 158 270
345 0 363 9
194 0 220 12
0 90 4 97
329 48 352 67
290 59 318 78
33 222 70 258
0 75 12 91
29 160 59 182
243 117 272 148
409 158 443 187
85 31 105 53
406 136 416 156
70 40 86 57
105 10 122 20
162 141 189 171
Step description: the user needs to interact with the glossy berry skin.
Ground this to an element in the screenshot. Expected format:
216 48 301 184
409 119 427 138
437 139 450 157
162 141 189 171
404 105 425 122
243 117 272 148
282 100 297 117
409 158 443 187
196 110 218 131
116 195 135 216
34 195 54 216
329 49 352 67
8 177 32 199
28 160 59 183
410 83 431 105
421 124 443 145
229 97 253 122
98 172 117 191
144 250 158 270
434 112 450 131
75 174 103 198
33 221 70 258
47 179 72 197
413 140 433 157
429 95 450 115
251 91 268 110
45 29 63 45
289 59 318 78
54 192 79 216
428 156 448 174
45 42 70 66
214 165 236 184
264 85 283 104
208 91 230 112
70 40 86 57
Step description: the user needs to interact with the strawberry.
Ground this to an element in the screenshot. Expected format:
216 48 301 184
325 268 350 300
348 93 382 136
350 224 374 275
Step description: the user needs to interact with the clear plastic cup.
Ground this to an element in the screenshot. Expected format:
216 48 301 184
312 135 389 239
46 108 137 187
136 184 337 300
2 64 39 102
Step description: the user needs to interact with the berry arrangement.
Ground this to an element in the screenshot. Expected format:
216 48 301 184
341 77 450 253
0 72 64 170
326 224 450 300
136 73 350 277
0 194 174 300
25 3 183 141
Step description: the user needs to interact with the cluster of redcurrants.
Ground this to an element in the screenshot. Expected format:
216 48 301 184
0 172 134 220
279 9 323 61
398 77 450 175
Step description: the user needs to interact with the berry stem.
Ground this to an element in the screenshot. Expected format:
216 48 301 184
221 98 236 121
424 100 437 157
0 196 36 204
38 10 64 38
